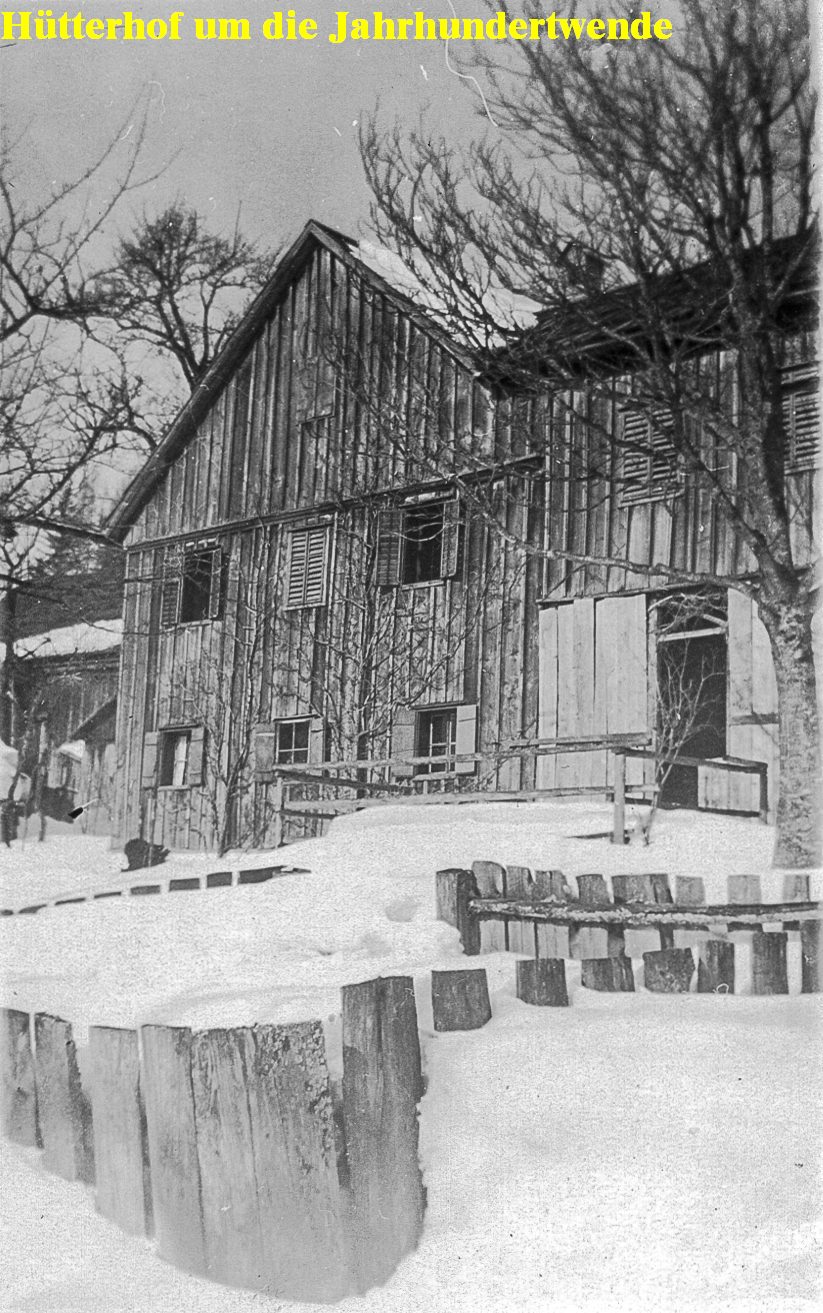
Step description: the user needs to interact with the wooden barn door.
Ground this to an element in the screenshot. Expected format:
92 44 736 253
537 593 650 791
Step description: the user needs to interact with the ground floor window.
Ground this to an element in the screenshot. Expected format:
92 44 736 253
415 708 458 774
159 729 192 787
274 718 311 765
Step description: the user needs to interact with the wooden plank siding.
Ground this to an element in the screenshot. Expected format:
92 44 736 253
116 239 544 848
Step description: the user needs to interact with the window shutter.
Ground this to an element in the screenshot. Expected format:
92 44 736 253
160 545 183 628
207 547 225 619
455 703 478 774
308 717 327 764
254 725 276 780
375 507 403 586
142 732 159 786
187 726 205 787
783 387 820 468
286 527 329 608
392 707 417 778
304 528 329 606
440 499 463 579
649 411 675 492
620 410 652 501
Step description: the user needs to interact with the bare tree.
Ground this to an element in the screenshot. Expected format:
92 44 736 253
359 0 819 866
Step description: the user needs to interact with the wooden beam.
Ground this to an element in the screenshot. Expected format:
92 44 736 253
468 898 823 930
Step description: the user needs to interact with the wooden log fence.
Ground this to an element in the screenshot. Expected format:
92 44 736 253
0 974 435 1301
436 866 823 998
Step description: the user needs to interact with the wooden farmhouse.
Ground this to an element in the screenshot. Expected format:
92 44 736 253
107 222 818 852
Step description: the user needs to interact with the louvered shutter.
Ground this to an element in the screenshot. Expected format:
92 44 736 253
440 500 463 579
207 547 224 619
286 527 329 607
375 507 404 586
142 732 159 786
308 717 327 764
160 545 183 628
783 387 820 469
454 703 478 774
620 410 652 502
254 725 276 780
187 727 205 787
392 707 417 778
649 411 675 493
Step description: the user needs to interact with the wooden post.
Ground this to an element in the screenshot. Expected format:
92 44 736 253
581 957 635 992
800 920 821 993
191 1022 352 1300
516 959 568 1007
436 868 481 956
431 969 492 1030
472 860 507 952
34 1013 95 1183
1 1008 39 1146
751 932 789 995
613 874 668 955
533 871 570 959
697 940 735 994
569 873 610 960
675 875 706 904
612 751 626 844
272 775 285 848
435 868 462 927
643 948 695 993
140 1025 207 1275
728 873 762 905
341 976 425 1294
88 1026 152 1236
758 763 769 823
505 866 537 954
783 872 811 902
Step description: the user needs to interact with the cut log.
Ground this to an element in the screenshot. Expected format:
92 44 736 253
676 875 706 905
34 1013 94 1183
435 868 480 955
342 976 425 1293
751 931 789 995
206 871 232 887
505 866 535 953
801 920 821 993
470 898 821 930
783 873 811 902
581 957 635 992
0 1009 39 1146
643 948 695 993
728 873 762 905
89 1026 152 1236
431 969 492 1031
535 922 570 959
697 940 735 994
472 861 507 951
576 873 609 904
516 959 569 1007
140 1025 206 1275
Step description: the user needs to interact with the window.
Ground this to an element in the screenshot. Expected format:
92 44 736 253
391 702 478 778
620 407 678 504
415 708 457 774
161 544 224 627
274 718 310 765
375 498 463 586
145 726 205 789
781 369 820 470
285 526 330 608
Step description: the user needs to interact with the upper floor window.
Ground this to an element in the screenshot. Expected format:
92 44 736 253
285 525 330 608
161 543 224 628
375 498 463 586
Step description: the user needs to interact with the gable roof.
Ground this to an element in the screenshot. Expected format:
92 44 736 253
107 220 480 541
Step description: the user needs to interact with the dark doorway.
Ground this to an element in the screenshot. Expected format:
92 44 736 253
657 633 727 808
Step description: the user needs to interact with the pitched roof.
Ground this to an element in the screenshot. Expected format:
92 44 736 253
106 220 481 540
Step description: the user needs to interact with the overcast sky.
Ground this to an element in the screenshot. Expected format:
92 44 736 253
4 2 496 251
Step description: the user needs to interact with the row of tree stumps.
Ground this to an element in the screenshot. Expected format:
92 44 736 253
435 865 822 1002
0 979 432 1301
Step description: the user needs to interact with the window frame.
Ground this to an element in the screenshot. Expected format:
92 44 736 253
273 717 311 766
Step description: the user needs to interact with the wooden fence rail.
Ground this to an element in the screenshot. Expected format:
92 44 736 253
436 865 822 997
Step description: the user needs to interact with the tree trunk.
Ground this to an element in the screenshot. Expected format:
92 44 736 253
761 597 821 868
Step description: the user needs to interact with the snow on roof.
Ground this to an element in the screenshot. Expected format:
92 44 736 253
55 740 85 762
5 618 123 661
355 238 542 345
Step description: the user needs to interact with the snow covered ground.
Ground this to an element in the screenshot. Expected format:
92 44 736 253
1 800 821 1311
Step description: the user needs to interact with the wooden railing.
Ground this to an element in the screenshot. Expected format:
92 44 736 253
612 747 769 844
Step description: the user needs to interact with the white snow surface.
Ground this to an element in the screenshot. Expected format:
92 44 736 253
2 617 122 662
1 800 820 1310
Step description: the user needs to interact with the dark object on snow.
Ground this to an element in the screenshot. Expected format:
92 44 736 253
25 785 75 824
123 838 170 872
1 799 21 846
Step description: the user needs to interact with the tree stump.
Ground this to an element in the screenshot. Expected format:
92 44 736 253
34 1013 95 1183
643 948 695 993
801 920 821 993
581 958 635 992
516 959 568 1007
431 969 492 1030
697 940 735 994
1 1009 39 1146
751 931 788 994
